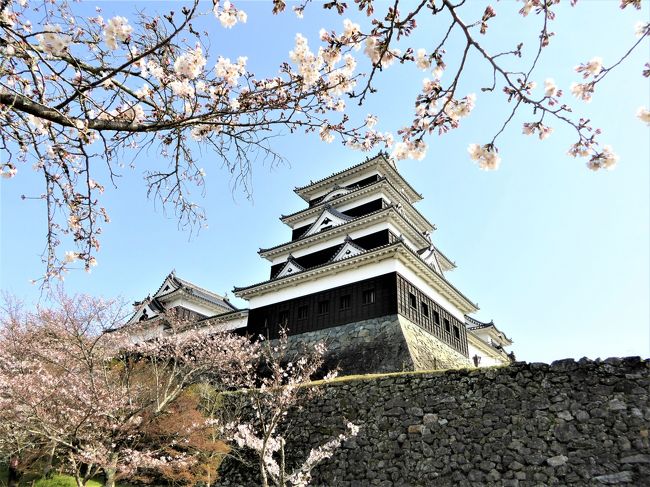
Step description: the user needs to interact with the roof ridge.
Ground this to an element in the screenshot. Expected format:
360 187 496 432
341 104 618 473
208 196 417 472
293 152 387 192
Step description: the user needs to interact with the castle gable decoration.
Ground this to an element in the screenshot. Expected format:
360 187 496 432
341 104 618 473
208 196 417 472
274 255 305 279
301 205 354 238
330 236 365 263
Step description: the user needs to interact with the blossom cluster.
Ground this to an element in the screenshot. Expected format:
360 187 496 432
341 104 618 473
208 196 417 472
393 140 427 161
576 57 604 79
1 163 17 179
174 44 207 80
636 107 650 125
544 78 558 98
570 82 595 102
36 24 71 56
522 122 554 140
214 1 247 29
585 146 619 171
214 56 247 87
104 16 132 50
290 33 323 88
468 143 501 170
364 36 400 67
444 93 476 121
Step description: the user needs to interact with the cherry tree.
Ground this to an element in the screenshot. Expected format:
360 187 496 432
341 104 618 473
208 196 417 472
0 294 259 487
227 333 359 487
0 0 647 282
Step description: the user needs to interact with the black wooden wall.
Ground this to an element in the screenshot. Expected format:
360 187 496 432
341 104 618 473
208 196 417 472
247 273 398 339
395 275 469 357
246 271 469 358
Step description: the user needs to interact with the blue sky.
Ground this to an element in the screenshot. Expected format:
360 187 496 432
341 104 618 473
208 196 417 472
1 1 648 362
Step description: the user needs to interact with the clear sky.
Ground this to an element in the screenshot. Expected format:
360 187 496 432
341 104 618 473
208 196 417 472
1 1 648 363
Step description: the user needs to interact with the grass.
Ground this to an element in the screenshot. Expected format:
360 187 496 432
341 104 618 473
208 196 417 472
307 363 507 386
34 475 103 487
0 466 106 487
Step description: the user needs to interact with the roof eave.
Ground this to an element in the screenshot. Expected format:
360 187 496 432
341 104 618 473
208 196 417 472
258 207 430 260
281 178 435 233
293 154 422 204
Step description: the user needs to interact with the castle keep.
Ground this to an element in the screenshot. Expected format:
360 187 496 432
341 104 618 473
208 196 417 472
126 153 512 373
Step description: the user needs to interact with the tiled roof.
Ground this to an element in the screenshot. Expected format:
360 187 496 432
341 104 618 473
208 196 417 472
465 315 512 343
293 152 390 192
465 315 495 329
156 272 238 311
292 152 422 203
259 205 428 256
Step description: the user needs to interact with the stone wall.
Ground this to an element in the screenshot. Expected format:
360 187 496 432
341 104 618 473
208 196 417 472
400 316 471 370
219 357 650 486
281 314 469 375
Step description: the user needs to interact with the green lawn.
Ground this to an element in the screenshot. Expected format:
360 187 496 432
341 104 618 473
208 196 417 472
0 466 104 487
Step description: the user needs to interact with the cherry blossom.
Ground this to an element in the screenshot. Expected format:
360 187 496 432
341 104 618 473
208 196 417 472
174 44 208 79
36 24 71 56
468 143 501 171
636 106 650 125
585 146 619 171
104 16 132 50
576 57 604 78
570 82 595 102
544 78 558 98
226 332 358 487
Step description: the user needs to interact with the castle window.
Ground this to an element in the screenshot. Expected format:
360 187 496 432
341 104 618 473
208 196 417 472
433 310 440 325
297 305 308 320
318 300 330 314
409 293 417 309
340 294 351 310
278 310 289 326
362 289 375 305
444 318 451 333
421 302 429 317
453 325 460 339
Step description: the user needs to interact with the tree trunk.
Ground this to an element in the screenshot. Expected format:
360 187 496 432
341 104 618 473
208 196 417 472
259 455 268 487
279 438 286 487
7 456 20 487
102 454 118 487
43 443 56 478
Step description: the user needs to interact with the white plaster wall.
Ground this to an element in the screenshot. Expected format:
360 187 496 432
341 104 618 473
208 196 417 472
125 322 166 344
165 297 224 316
467 342 506 367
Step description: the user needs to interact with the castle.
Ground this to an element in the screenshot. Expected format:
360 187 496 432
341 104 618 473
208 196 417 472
126 153 513 373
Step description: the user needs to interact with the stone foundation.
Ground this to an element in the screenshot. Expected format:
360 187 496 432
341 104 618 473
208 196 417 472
280 314 469 375
400 316 471 370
